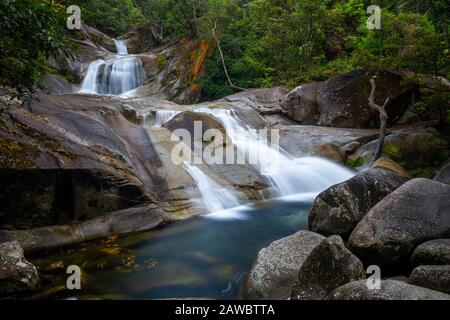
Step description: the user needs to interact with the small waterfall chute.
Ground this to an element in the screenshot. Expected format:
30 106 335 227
114 39 128 55
154 110 181 127
183 163 240 214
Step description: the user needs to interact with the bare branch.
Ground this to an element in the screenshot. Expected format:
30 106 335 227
368 76 390 164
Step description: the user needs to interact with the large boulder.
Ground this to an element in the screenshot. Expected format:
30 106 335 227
348 179 450 268
411 239 450 265
348 127 448 172
409 265 450 294
328 280 450 300
281 70 413 128
281 84 319 123
434 161 450 185
309 169 408 238
0 241 40 294
241 231 325 300
221 87 289 116
278 125 376 161
291 236 365 300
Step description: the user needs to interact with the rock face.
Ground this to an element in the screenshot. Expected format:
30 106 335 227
221 87 288 116
348 127 448 171
411 239 450 265
291 236 365 300
372 157 409 178
0 205 168 253
309 169 408 238
281 84 319 123
328 280 450 300
241 231 325 300
435 161 450 185
281 70 413 128
0 241 40 294
409 265 450 294
278 125 376 161
348 179 450 268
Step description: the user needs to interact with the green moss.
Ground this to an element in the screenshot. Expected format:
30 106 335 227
382 144 401 159
157 53 168 71
0 136 39 169
347 156 364 168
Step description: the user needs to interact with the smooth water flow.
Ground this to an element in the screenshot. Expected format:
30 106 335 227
184 163 240 213
79 41 144 95
154 110 181 127
192 108 355 197
114 39 128 55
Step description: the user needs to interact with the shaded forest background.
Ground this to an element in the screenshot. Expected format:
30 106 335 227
0 0 449 118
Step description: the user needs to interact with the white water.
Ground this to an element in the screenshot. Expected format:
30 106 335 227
184 163 240 213
114 40 128 55
154 110 181 127
191 108 355 197
79 41 144 95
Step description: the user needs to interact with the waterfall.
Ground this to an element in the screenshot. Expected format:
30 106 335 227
184 163 240 213
79 41 144 95
114 40 128 55
192 108 355 197
154 110 181 127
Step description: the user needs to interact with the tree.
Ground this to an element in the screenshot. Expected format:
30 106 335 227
0 0 68 96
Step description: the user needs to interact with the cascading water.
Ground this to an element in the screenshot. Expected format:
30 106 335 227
114 39 128 55
183 163 240 213
154 110 181 127
189 107 355 197
79 41 144 95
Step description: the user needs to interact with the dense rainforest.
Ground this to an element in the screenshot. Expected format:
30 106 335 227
1 0 449 105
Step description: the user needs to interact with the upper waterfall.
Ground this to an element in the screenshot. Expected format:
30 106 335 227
114 39 128 55
79 40 144 95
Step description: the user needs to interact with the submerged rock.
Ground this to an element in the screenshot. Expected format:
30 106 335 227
409 265 450 294
0 241 40 294
241 231 325 300
411 239 450 265
309 169 408 238
348 179 450 268
328 280 450 300
291 236 365 300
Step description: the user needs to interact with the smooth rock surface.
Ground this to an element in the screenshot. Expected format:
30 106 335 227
309 169 408 238
291 236 365 300
241 231 325 300
411 239 450 265
349 179 450 268
409 265 450 294
328 280 450 300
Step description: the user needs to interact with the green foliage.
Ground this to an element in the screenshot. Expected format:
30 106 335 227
71 0 146 36
0 0 68 95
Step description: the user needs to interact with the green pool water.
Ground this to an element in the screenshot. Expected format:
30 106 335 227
32 196 313 300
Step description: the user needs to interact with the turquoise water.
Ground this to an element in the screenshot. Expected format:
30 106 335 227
33 197 312 300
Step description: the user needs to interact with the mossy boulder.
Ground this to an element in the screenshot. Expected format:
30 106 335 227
348 127 448 175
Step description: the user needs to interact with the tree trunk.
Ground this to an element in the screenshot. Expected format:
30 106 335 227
209 20 246 91
368 76 390 164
